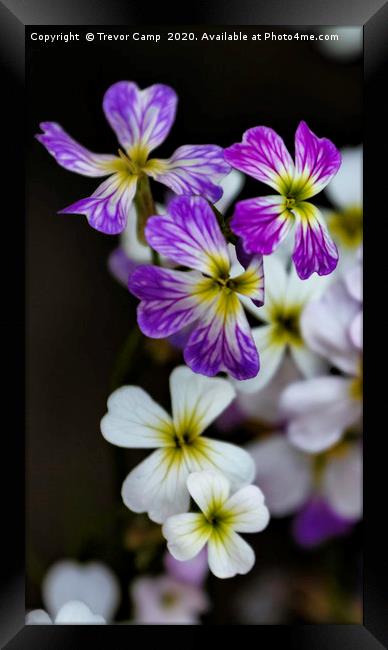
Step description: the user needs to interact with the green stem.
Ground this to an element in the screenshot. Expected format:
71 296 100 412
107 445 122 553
134 174 156 245
110 327 143 392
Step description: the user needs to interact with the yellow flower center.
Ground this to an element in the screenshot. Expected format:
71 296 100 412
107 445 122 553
268 304 303 346
327 205 363 249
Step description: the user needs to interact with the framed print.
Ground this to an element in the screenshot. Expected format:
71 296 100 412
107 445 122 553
1 0 387 647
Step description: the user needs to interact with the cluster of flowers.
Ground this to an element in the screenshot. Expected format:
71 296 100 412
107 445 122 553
35 80 362 601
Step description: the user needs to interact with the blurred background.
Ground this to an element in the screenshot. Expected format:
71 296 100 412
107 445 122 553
26 26 362 624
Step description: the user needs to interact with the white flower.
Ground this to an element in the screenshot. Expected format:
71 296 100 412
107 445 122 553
248 433 362 520
130 575 209 624
280 276 362 452
163 471 269 579
323 146 362 272
26 601 106 625
101 366 255 524
236 255 329 394
41 559 120 622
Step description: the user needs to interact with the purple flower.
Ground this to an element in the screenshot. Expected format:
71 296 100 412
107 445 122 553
225 121 341 279
164 548 209 587
128 195 265 380
36 81 230 235
292 497 355 548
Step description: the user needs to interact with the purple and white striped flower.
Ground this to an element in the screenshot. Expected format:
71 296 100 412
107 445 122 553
225 121 341 279
36 81 230 234
128 195 265 380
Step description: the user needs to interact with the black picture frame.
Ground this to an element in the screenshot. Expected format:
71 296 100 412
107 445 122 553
1 0 387 646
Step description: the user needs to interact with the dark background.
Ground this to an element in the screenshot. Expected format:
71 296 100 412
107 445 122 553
26 26 362 623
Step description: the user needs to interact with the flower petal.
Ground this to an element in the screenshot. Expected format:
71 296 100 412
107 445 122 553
231 195 293 255
289 345 327 379
349 311 362 350
128 266 204 338
185 437 255 491
292 497 354 548
169 365 236 438
325 145 362 209
122 448 191 523
148 145 231 203
224 485 270 533
187 470 230 515
60 173 137 235
293 121 341 200
247 434 312 516
224 126 294 193
232 249 265 308
164 547 209 587
36 122 117 176
301 278 360 374
100 386 173 448
26 609 52 625
208 529 255 579
145 195 230 276
215 169 245 214
184 292 260 380
292 202 338 279
163 513 211 562
54 601 105 624
103 81 177 155
322 444 362 519
281 376 362 453
235 325 285 393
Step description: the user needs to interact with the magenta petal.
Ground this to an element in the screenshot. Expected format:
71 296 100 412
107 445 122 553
145 195 229 275
224 126 294 193
294 121 341 199
148 145 231 203
292 203 338 279
231 195 292 255
128 265 202 338
60 174 137 235
36 122 117 177
103 81 177 154
184 300 260 380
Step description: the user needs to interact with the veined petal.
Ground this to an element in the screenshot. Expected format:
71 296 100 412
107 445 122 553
247 434 312 516
224 126 294 193
184 437 255 491
208 529 255 579
292 202 338 279
128 266 205 338
148 145 231 203
231 196 293 255
36 122 117 177
184 291 260 380
100 386 173 448
145 195 230 276
169 366 236 439
243 254 288 323
223 485 270 533
122 448 191 524
187 471 230 516
281 376 362 453
235 325 285 394
60 173 137 235
162 513 211 561
293 121 341 200
103 81 177 156
232 251 265 308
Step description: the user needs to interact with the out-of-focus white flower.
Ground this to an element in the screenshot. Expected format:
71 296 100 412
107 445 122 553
236 255 328 394
130 575 209 624
280 277 362 452
163 471 269 579
344 248 362 349
109 170 244 285
248 433 362 520
101 366 254 524
236 355 302 424
41 559 120 623
316 27 362 62
26 601 106 625
323 146 362 273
